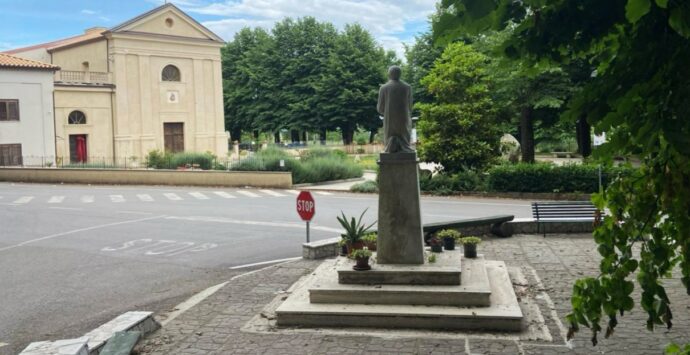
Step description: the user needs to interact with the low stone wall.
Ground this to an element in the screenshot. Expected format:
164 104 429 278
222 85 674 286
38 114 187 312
0 167 292 188
301 220 595 260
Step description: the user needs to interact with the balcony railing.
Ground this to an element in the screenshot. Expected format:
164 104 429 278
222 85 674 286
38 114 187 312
55 70 112 84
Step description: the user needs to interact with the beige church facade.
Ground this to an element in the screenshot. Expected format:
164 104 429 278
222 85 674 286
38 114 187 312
6 3 227 164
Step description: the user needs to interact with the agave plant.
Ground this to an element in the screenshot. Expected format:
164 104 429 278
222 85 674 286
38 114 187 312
336 208 377 245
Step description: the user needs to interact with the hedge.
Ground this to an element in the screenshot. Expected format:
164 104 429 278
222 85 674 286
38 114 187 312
487 163 632 193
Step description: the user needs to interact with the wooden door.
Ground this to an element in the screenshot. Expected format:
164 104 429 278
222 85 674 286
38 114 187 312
164 123 184 153
0 144 22 166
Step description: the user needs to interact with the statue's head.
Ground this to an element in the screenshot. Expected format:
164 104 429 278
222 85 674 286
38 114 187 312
388 66 402 80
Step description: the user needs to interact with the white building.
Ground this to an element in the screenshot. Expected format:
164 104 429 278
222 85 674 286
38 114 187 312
0 53 59 166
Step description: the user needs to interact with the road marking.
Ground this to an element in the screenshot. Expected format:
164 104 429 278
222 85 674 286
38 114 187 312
110 195 125 203
81 195 94 203
213 191 236 199
284 190 300 195
137 194 154 202
259 189 285 197
166 216 342 233
314 191 333 195
236 190 260 198
0 215 165 253
229 256 301 269
13 196 34 204
117 210 154 215
164 193 182 201
0 342 7 348
48 196 65 203
189 192 210 200
49 207 82 211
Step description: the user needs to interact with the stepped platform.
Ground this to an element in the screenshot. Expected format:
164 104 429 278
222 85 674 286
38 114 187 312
276 251 523 331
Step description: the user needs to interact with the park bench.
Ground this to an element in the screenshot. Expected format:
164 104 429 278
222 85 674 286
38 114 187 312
423 214 515 238
531 201 598 237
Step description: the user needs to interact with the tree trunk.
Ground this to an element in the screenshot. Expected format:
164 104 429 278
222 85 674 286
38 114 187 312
274 132 281 143
341 126 354 145
369 129 376 144
520 107 535 163
320 129 327 145
576 115 592 157
301 131 307 143
253 130 259 141
290 130 300 143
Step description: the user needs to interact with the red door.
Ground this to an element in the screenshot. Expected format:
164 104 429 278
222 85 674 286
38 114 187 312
69 135 88 163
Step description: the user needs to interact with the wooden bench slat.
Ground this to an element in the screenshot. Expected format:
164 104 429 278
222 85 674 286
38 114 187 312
532 201 598 237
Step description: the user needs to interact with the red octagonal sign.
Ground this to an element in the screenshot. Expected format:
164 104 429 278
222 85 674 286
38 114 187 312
296 191 315 221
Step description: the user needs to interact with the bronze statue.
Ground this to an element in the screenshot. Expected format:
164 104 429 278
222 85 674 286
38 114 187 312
377 66 414 153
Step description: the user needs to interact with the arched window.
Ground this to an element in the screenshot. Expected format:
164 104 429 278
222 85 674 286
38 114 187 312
162 65 181 82
68 110 86 124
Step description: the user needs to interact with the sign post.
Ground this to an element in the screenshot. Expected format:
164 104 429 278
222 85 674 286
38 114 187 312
296 191 315 243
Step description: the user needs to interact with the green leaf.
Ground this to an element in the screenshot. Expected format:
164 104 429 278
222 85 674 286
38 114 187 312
669 8 690 38
655 0 668 8
626 0 651 23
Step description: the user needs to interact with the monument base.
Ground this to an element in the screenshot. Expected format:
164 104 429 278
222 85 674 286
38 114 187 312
376 152 424 265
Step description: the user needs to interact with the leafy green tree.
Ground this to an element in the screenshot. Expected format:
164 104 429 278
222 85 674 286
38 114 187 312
403 31 444 106
433 0 690 347
417 42 500 172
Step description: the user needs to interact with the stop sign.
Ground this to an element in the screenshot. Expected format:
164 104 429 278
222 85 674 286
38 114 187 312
296 191 315 221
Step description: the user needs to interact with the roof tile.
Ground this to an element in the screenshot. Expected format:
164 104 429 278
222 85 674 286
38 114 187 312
0 53 59 70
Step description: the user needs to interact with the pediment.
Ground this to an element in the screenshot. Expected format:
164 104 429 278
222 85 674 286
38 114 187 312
110 4 223 43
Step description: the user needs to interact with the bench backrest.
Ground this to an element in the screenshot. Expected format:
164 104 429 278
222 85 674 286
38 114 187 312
532 201 597 221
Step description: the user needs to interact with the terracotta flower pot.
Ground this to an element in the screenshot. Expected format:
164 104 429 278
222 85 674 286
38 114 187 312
353 256 371 271
347 241 365 255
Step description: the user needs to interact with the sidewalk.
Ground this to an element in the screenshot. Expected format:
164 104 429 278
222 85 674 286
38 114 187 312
136 234 690 354
299 171 376 191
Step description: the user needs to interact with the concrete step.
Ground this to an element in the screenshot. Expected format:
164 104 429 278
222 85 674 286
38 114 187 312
276 259 523 332
337 250 462 285
84 311 159 353
311 256 490 306
19 337 89 355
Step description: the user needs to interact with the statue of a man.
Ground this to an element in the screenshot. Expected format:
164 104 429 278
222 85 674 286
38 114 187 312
377 66 414 153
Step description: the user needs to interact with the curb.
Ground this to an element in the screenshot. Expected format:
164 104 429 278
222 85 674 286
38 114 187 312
292 177 365 188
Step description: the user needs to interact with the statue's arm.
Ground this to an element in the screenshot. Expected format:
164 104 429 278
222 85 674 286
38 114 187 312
377 88 385 115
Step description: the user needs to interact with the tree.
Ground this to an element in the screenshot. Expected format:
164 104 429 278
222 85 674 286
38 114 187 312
417 42 500 172
433 0 690 347
403 31 444 106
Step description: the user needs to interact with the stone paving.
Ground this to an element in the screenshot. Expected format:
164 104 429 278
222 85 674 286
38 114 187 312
136 234 690 354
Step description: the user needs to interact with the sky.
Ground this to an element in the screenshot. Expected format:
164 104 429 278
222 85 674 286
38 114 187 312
0 0 437 59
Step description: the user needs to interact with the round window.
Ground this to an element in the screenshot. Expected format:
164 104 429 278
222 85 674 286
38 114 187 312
68 110 86 124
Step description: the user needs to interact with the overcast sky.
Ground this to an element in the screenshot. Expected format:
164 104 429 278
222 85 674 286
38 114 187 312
0 0 436 59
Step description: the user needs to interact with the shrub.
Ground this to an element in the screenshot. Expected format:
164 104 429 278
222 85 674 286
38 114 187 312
487 163 632 193
170 152 215 170
295 156 362 184
436 229 461 240
350 180 378 193
419 170 486 195
146 149 170 169
460 236 482 245
300 147 347 161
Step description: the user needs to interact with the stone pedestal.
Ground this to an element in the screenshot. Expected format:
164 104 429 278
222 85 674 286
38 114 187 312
376 152 424 264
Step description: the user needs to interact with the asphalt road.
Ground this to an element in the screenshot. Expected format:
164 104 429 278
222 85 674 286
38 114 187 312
0 182 531 354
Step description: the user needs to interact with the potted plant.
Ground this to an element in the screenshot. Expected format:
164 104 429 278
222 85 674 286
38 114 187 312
362 232 377 251
351 248 373 271
436 229 461 250
336 208 376 255
429 236 443 253
338 239 348 256
460 236 482 258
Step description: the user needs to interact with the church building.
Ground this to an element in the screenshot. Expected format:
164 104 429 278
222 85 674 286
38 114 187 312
4 3 228 164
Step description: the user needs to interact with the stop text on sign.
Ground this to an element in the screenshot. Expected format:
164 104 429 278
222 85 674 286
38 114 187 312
296 191 315 221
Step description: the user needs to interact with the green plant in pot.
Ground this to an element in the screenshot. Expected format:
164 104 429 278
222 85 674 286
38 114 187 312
436 229 461 251
461 236 482 258
338 238 348 256
362 232 377 251
351 248 373 271
336 208 376 255
429 236 443 253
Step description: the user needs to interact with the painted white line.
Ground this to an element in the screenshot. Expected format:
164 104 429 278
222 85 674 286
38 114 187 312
229 256 301 269
529 266 571 347
0 342 7 348
163 193 182 201
49 207 83 211
213 191 236 199
259 189 285 197
48 196 65 203
13 196 34 204
0 215 164 253
117 210 154 215
189 192 210 200
236 190 260 198
137 194 154 202
110 195 125 203
284 190 300 195
314 191 333 195
166 216 342 233
160 281 229 326
81 195 95 203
